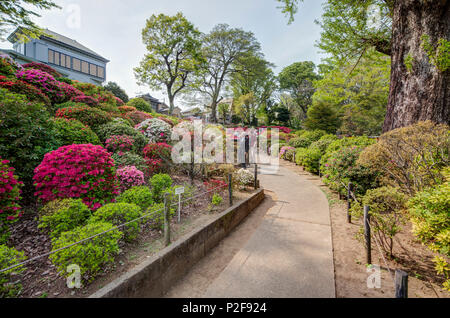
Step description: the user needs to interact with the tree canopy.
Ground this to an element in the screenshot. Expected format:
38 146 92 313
103 82 129 103
0 0 60 41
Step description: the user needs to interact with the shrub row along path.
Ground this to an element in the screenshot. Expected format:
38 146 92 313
165 161 335 298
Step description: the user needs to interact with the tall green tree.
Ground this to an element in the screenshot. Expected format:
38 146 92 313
278 61 320 119
134 12 203 115
192 24 261 123
0 0 59 41
304 101 340 134
103 82 129 103
230 52 277 125
276 0 450 131
312 51 390 136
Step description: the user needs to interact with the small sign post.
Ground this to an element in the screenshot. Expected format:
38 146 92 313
175 186 185 223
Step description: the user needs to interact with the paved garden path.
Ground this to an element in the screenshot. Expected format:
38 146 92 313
166 161 336 298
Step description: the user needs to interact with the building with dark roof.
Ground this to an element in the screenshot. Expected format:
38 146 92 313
0 28 109 85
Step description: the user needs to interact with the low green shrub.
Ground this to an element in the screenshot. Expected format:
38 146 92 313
127 97 153 113
212 193 223 206
288 130 326 148
408 168 450 290
49 222 122 282
51 118 100 146
150 174 173 203
295 148 308 166
303 147 322 174
351 186 408 258
0 245 26 298
112 152 148 173
89 203 142 241
55 105 112 132
97 121 148 153
38 199 91 238
144 203 174 230
116 186 153 212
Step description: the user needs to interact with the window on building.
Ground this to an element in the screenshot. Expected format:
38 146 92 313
89 64 97 76
97 66 104 78
72 58 81 71
81 61 89 74
48 50 54 64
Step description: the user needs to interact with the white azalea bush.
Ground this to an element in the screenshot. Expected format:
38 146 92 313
234 168 255 189
135 118 171 143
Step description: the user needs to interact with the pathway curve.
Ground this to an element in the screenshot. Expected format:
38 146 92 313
166 161 335 298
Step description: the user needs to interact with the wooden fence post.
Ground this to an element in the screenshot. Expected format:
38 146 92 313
364 205 371 265
254 164 258 190
228 173 233 207
347 182 353 223
395 270 408 298
163 193 171 247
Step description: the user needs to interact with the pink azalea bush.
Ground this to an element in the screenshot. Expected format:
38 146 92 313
33 144 119 210
71 95 99 107
15 68 62 103
0 159 23 228
116 166 145 192
280 146 295 159
105 135 134 154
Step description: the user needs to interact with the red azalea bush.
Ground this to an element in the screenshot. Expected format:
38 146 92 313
0 159 23 233
33 144 119 210
0 55 21 78
71 95 99 107
0 76 51 108
115 97 125 106
145 158 163 176
105 135 134 153
259 126 292 134
55 105 111 131
124 110 152 125
73 82 117 106
118 106 137 113
143 143 172 161
23 62 61 78
203 179 228 193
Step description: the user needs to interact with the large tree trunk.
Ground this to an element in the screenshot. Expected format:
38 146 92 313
168 93 174 115
383 0 450 132
210 100 218 123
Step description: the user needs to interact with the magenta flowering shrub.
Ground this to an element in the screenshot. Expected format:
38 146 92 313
0 159 23 232
33 144 119 210
54 81 84 103
280 146 295 159
105 135 134 154
71 95 99 107
15 68 62 103
116 166 145 192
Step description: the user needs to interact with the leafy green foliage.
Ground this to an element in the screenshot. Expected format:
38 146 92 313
288 130 326 148
304 101 340 133
0 0 60 41
103 82 129 103
295 148 308 166
358 121 449 196
49 222 122 282
97 121 148 153
150 173 173 203
134 12 203 114
55 106 112 132
51 118 100 146
278 61 320 117
0 244 26 298
38 199 91 238
351 186 408 258
421 35 450 72
127 97 153 113
302 147 322 174
116 186 154 212
89 203 142 242
144 203 174 230
311 51 390 136
112 152 148 174
212 193 223 206
0 88 60 193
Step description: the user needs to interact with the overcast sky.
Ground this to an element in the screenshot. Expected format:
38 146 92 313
1 0 326 109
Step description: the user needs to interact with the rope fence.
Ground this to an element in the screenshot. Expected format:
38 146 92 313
343 181 408 298
0 181 230 275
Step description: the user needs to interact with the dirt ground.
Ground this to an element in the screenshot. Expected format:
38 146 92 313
6 174 253 298
282 160 449 298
